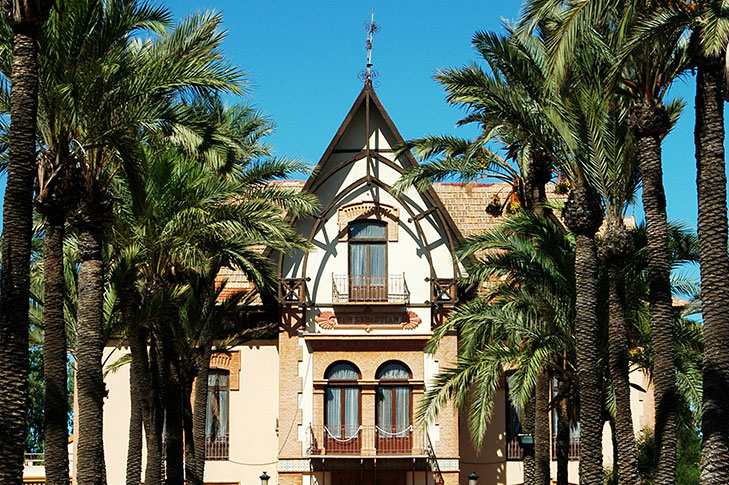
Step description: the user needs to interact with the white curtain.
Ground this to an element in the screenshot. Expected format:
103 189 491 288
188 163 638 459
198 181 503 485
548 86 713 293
344 387 359 436
376 362 409 379
377 387 392 428
206 372 229 439
395 387 410 432
369 243 386 282
326 363 359 379
326 387 341 436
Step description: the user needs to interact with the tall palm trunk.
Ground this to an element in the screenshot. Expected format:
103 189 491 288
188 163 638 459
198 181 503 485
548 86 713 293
555 395 570 485
694 49 729 483
523 389 536 485
75 227 107 485
629 98 676 484
159 318 184 485
43 214 70 485
126 323 146 485
599 222 638 485
182 375 196 485
534 370 551 485
145 334 164 484
189 348 212 485
562 182 603 485
0 20 41 484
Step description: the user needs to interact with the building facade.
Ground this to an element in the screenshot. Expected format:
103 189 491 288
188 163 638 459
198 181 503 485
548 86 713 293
26 83 655 485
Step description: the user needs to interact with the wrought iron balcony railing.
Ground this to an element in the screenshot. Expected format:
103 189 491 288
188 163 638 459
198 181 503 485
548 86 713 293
331 273 409 303
505 435 580 461
307 424 425 456
205 434 230 460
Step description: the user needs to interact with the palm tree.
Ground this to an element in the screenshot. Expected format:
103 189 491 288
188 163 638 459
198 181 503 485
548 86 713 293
111 103 316 482
421 211 577 485
393 26 586 485
0 0 51 481
3 3 246 481
524 1 729 480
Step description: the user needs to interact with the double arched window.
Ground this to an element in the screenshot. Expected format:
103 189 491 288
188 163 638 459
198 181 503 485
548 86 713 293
325 362 360 441
376 362 411 438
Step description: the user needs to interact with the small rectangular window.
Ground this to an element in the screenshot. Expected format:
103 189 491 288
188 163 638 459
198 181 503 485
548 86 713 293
205 370 229 460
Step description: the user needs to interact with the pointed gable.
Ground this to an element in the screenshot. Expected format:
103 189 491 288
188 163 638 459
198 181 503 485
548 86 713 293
278 83 465 310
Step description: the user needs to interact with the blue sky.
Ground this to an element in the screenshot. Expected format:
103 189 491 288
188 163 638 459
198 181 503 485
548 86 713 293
0 1 718 235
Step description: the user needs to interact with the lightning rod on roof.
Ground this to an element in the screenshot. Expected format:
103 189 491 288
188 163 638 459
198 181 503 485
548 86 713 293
358 9 380 86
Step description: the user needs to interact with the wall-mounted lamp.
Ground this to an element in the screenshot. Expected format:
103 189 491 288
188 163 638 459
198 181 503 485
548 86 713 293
468 472 479 485
260 471 270 485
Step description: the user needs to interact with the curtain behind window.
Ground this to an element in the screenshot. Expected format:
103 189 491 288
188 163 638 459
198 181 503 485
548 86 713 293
376 362 409 379
350 221 386 239
344 387 359 436
377 387 392 428
395 387 410 431
206 372 229 439
326 387 342 433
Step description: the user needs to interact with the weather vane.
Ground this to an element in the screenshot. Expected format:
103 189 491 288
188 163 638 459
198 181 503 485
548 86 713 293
358 9 380 86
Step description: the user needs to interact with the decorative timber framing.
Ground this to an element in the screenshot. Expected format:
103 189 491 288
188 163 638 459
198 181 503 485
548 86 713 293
276 81 472 290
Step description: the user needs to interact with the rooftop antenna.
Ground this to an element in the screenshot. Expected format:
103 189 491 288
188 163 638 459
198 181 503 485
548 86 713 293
358 9 380 86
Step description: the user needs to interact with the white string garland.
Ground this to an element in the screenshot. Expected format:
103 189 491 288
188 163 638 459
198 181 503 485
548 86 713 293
325 426 362 442
375 425 413 437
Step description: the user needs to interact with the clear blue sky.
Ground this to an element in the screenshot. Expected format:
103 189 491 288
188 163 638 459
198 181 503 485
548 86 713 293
0 1 720 235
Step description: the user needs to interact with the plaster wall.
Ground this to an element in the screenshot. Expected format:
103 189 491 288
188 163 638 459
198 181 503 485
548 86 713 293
96 341 278 485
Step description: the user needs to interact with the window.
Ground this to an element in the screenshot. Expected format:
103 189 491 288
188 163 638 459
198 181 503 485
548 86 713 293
205 370 230 460
376 362 412 453
325 362 360 452
349 220 387 301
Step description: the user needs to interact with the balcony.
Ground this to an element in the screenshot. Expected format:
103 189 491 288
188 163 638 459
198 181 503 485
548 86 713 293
505 436 580 461
205 434 230 460
332 274 410 304
307 424 425 456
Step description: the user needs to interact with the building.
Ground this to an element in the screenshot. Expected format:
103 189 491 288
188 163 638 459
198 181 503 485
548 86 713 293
26 81 654 485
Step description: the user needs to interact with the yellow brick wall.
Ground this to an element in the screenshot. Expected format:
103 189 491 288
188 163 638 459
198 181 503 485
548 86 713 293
434 332 459 458
278 310 304 458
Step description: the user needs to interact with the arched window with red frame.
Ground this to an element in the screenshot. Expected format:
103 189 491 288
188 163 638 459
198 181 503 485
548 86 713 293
375 361 412 454
324 362 361 453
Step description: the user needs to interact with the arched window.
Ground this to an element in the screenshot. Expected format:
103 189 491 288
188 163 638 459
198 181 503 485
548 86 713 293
349 220 387 301
376 361 412 452
325 362 360 446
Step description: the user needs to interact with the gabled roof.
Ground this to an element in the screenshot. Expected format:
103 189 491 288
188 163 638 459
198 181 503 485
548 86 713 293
301 82 465 244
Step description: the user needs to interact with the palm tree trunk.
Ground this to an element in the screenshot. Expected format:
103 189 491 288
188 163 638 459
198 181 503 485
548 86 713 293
190 349 212 485
630 99 676 485
182 375 196 485
43 214 70 485
607 258 639 485
694 54 729 484
598 220 639 485
556 396 569 485
160 318 184 485
523 389 536 485
0 23 40 484
126 324 146 485
572 232 603 485
535 370 551 485
75 228 107 485
145 334 164 484
563 182 604 485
